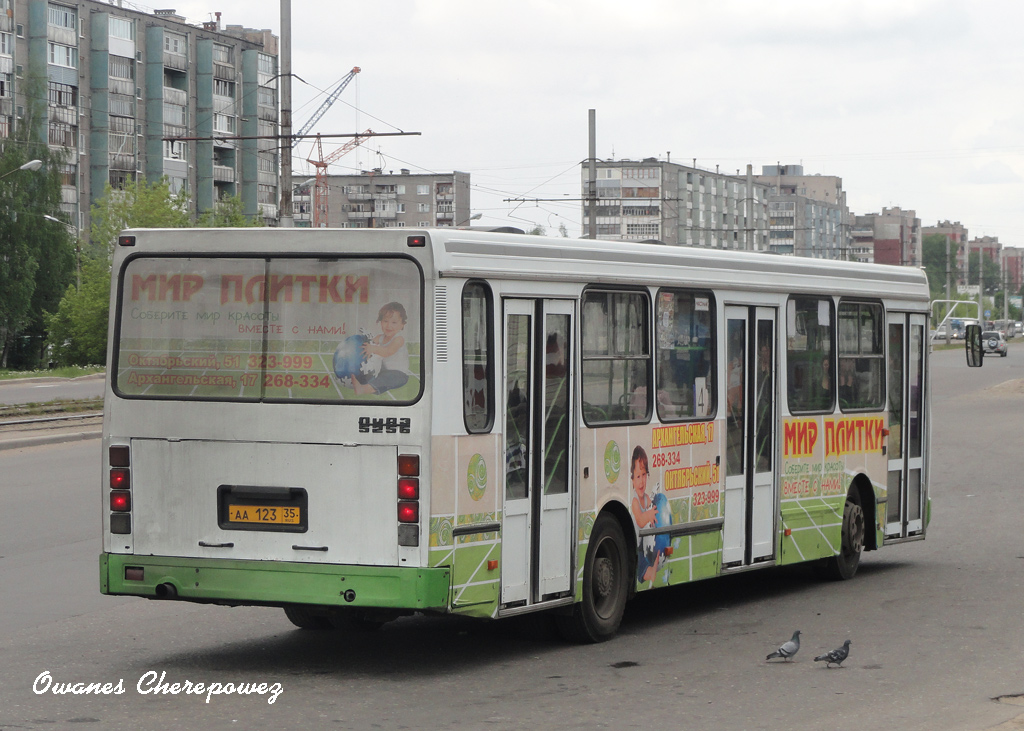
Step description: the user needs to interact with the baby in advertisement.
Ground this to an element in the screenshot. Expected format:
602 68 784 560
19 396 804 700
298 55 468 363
333 301 411 396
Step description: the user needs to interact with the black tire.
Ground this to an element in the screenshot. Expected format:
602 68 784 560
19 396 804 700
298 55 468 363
330 611 389 632
283 605 333 630
556 513 630 643
824 488 865 580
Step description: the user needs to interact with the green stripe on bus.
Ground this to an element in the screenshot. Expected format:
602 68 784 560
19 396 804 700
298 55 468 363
100 553 451 611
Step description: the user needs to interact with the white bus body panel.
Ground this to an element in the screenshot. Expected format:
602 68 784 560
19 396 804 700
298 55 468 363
130 439 398 564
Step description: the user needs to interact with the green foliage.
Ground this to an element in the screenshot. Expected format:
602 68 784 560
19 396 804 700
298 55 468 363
45 259 111 367
921 233 958 300
89 178 193 260
0 126 76 367
526 225 546 236
967 251 1002 294
198 194 264 228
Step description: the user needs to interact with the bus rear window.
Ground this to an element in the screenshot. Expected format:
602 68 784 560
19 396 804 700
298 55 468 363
115 256 422 403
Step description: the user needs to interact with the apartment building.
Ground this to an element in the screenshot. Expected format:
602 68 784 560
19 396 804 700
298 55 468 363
922 220 968 286
851 207 921 267
581 158 771 249
1002 246 1023 295
752 165 849 259
0 1 279 236
293 169 471 229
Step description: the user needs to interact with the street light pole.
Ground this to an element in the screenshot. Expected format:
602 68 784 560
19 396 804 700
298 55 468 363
0 159 43 180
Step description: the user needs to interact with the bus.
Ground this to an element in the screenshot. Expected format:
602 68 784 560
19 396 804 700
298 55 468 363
100 228 930 641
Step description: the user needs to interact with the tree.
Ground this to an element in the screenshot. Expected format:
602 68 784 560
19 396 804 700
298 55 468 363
967 251 1001 295
0 72 76 368
197 194 263 228
45 259 111 366
526 225 546 236
89 178 193 260
921 233 958 302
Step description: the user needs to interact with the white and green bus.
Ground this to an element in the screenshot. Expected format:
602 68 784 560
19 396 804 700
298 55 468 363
100 227 930 641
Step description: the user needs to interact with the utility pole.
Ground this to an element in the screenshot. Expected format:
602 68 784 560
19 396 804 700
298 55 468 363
279 0 294 227
1003 247 1009 326
945 236 951 344
587 109 596 239
745 163 753 252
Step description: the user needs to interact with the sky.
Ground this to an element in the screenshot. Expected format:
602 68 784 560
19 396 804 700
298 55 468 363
139 0 1024 240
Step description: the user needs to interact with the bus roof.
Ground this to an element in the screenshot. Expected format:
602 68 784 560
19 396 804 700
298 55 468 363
118 227 930 304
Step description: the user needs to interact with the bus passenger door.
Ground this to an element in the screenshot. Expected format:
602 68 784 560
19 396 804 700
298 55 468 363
501 299 575 607
723 306 778 567
886 313 927 538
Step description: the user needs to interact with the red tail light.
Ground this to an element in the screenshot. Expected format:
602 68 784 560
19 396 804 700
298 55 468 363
397 501 419 523
109 444 132 534
398 478 419 500
398 454 420 476
110 468 130 490
397 454 420 544
109 445 130 467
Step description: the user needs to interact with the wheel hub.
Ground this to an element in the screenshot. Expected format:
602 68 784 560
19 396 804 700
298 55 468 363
844 502 865 557
594 556 614 598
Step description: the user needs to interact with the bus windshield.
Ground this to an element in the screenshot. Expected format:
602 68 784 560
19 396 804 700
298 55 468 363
114 255 422 403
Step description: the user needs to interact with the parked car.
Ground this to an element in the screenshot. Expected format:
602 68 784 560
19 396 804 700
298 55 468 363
981 330 1008 357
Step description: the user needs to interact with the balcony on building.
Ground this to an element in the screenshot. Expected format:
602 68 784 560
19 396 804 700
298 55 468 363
163 86 187 106
213 63 235 81
109 153 136 171
213 164 236 183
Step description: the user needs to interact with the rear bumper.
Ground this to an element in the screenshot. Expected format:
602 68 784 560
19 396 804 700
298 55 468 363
100 553 451 611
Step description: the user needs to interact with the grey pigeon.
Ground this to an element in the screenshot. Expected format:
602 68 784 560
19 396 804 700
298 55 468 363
766 630 801 661
814 640 851 668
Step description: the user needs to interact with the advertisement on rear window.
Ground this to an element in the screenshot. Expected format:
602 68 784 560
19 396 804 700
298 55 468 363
116 256 422 402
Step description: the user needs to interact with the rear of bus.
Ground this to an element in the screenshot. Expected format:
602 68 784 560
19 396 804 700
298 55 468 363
99 228 447 626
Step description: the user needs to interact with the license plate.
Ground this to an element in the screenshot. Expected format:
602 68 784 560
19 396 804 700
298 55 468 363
226 504 302 525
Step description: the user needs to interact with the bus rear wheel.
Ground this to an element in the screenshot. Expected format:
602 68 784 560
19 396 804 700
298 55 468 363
556 513 629 643
825 489 865 580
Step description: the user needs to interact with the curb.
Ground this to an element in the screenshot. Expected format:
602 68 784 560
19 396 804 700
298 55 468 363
0 429 101 452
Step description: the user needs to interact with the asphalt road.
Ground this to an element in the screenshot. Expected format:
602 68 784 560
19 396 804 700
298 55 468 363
0 374 105 405
1 345 1023 730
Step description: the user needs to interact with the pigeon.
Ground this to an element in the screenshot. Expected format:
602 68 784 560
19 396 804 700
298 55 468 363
814 640 851 668
766 630 801 661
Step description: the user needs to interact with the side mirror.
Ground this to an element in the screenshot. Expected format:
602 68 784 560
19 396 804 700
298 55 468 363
966 324 984 367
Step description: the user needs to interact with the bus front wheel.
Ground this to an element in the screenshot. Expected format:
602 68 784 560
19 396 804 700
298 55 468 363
556 513 629 643
824 489 865 580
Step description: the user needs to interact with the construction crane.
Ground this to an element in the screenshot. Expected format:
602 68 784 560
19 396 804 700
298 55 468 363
291 66 361 149
306 129 373 228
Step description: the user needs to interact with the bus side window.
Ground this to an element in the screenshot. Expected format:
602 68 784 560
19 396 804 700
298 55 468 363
655 289 716 421
462 281 494 433
581 289 651 425
787 296 835 413
837 301 884 411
